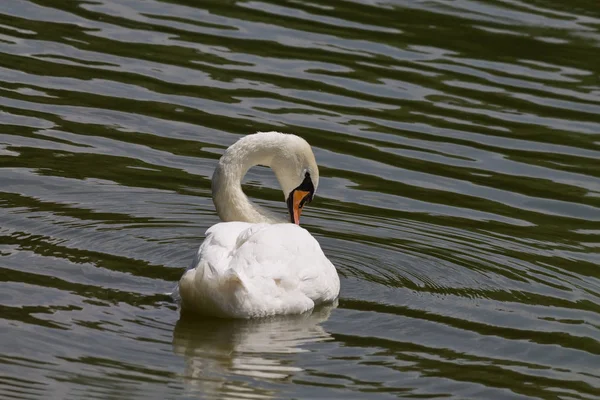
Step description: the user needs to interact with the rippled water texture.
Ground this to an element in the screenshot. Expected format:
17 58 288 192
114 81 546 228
1 0 600 399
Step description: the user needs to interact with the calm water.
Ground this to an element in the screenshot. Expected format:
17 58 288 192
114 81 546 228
1 0 599 399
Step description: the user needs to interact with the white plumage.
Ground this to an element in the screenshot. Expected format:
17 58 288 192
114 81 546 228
177 132 340 318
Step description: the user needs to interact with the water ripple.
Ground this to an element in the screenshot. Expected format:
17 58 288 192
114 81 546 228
1 0 599 399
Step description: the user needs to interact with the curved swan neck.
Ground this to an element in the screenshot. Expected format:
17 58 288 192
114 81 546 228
211 133 289 224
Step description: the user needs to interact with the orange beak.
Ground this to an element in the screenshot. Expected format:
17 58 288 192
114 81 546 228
290 190 311 225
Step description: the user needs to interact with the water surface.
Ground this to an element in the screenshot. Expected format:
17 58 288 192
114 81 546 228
1 0 599 399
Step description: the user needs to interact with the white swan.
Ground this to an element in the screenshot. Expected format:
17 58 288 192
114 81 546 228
178 131 340 318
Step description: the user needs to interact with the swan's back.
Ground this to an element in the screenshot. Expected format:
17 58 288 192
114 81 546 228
178 222 340 318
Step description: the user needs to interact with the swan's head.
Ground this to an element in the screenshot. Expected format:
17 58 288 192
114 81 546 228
268 133 319 225
214 131 319 225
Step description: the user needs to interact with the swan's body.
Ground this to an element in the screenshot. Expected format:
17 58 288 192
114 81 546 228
178 131 340 318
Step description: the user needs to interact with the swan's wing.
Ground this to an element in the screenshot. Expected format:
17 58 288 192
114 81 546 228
195 221 270 272
179 222 339 317
175 222 257 303
228 223 340 304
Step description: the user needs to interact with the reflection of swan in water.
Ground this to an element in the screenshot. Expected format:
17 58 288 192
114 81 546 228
172 303 336 399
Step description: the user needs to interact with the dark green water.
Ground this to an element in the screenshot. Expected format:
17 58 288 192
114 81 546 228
1 0 599 399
